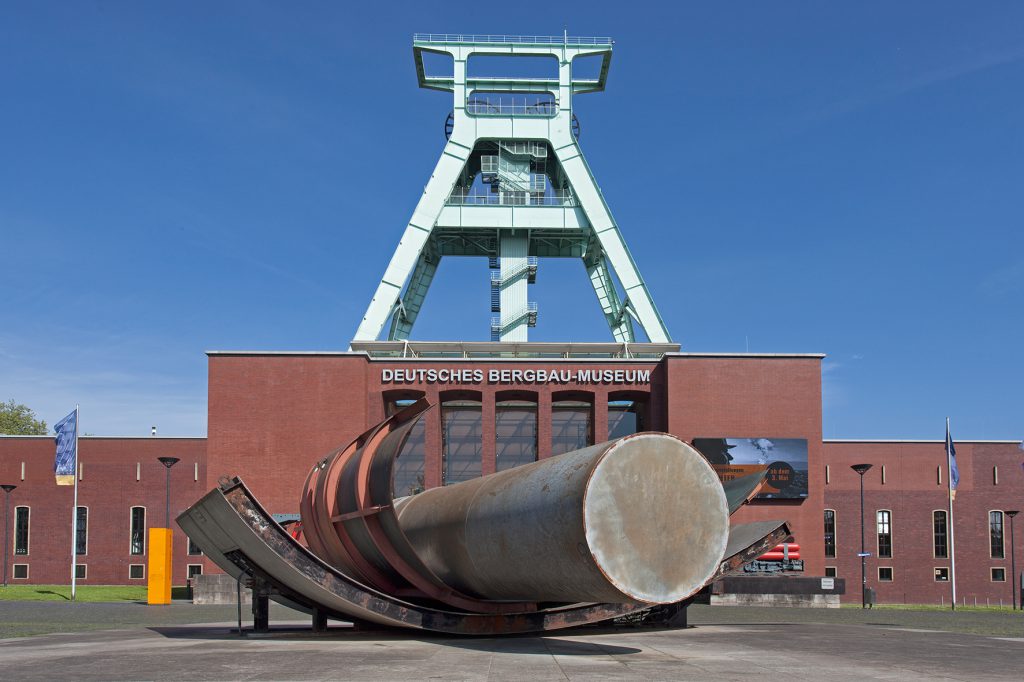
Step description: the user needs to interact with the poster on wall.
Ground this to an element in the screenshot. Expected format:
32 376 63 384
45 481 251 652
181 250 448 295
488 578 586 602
691 438 809 499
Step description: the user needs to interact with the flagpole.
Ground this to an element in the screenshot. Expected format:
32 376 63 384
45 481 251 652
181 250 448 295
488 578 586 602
947 417 956 611
71 405 79 602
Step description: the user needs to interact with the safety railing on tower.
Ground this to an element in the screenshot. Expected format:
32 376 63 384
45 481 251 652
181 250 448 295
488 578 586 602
467 99 557 117
447 189 576 207
414 34 613 46
491 302 539 337
490 257 538 286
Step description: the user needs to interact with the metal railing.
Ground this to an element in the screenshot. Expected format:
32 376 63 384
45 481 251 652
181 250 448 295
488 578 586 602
467 99 556 117
490 257 538 284
447 190 576 207
491 302 539 332
498 141 547 158
414 34 613 46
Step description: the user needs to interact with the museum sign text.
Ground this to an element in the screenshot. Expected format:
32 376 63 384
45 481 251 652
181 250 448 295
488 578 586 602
380 368 651 385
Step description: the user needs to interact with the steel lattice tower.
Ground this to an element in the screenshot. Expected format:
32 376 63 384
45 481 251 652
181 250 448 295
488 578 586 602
353 34 671 344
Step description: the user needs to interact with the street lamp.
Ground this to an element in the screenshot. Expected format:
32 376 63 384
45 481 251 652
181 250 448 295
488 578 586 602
1 484 16 588
851 463 873 609
1007 510 1019 610
157 457 180 528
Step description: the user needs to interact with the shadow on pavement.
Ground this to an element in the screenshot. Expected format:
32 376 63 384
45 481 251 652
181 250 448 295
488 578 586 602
146 624 642 655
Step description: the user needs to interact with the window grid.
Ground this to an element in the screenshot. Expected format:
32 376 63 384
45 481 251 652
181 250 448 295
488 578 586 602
823 509 836 558
495 401 538 472
989 511 1005 559
876 510 892 558
933 510 948 559
14 506 29 555
75 506 88 556
130 506 146 555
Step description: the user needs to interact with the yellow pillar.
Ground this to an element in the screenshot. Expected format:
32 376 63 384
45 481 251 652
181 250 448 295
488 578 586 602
147 528 173 605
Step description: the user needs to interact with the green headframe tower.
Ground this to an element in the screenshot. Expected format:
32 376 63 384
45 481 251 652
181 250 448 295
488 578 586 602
353 33 671 344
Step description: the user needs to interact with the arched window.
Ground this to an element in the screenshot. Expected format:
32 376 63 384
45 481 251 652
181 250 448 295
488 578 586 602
876 510 892 558
495 395 537 471
551 393 592 456
14 506 29 555
990 511 1005 559
933 510 948 558
441 396 482 485
384 392 426 497
823 509 836 558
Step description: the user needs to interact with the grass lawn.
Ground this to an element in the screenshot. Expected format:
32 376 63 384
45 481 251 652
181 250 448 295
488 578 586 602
0 585 191 602
840 602 1017 612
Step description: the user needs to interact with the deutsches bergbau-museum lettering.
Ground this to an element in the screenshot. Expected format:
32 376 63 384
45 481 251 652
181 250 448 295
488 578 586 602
381 368 651 385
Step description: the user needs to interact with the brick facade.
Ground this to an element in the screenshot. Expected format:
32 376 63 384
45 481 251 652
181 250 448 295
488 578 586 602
822 440 1023 605
1 352 1020 606
0 437 206 585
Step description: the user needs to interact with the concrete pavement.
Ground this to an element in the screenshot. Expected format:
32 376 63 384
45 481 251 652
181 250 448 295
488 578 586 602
0 607 1022 680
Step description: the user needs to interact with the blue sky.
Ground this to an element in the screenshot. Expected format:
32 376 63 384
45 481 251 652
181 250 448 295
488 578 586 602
1 2 1022 440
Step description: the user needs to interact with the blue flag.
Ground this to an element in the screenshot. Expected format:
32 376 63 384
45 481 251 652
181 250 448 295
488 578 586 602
54 409 77 486
945 420 959 500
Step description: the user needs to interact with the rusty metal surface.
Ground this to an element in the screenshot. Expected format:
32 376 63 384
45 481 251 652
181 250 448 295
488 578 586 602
179 477 647 634
179 400 791 634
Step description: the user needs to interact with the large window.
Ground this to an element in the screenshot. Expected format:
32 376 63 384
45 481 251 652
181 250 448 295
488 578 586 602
551 400 591 455
933 510 948 558
386 397 426 497
495 400 537 471
608 398 646 439
441 401 482 484
990 511 1005 559
876 510 892 558
75 506 88 556
14 506 29 555
824 509 836 558
130 506 146 555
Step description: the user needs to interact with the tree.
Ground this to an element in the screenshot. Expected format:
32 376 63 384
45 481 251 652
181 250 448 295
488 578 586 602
0 399 48 435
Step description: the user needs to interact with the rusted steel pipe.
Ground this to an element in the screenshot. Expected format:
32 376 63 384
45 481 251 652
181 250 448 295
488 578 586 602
394 433 730 604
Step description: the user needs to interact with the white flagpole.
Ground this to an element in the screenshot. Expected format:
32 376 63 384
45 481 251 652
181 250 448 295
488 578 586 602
947 417 956 611
71 405 79 602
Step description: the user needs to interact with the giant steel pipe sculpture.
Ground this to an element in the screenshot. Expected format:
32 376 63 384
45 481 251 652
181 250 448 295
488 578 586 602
179 399 788 634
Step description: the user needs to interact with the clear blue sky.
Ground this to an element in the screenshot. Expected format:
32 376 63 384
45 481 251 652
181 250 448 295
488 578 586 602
2 2 1022 440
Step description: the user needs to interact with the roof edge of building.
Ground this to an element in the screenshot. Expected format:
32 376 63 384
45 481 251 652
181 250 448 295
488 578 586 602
0 434 206 440
824 438 1022 444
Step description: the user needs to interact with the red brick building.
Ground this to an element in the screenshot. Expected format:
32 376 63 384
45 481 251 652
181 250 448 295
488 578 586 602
1 343 1020 606
0 436 205 585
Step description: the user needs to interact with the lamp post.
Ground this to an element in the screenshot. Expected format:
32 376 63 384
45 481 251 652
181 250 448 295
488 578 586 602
1 484 16 588
157 457 180 528
851 464 873 609
1007 510 1019 610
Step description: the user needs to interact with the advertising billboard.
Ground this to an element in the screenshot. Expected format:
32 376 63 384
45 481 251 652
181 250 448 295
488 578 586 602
692 438 809 499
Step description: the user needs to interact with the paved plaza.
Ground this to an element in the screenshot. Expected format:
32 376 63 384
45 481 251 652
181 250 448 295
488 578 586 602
0 603 1022 680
